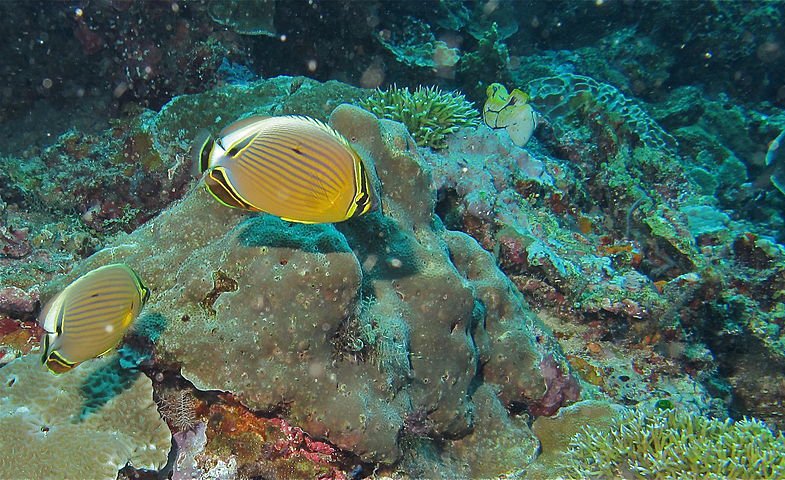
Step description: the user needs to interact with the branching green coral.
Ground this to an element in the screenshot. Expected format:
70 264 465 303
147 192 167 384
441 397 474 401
561 407 785 479
359 85 480 149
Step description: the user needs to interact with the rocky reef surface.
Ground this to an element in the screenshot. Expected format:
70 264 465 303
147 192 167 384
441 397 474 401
2 67 785 477
1 77 578 478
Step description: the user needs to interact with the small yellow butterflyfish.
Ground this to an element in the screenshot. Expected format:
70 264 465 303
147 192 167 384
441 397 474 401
483 83 538 147
39 263 150 374
193 114 377 224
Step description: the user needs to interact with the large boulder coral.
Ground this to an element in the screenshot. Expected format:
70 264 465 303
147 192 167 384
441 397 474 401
0 354 171 480
49 104 578 470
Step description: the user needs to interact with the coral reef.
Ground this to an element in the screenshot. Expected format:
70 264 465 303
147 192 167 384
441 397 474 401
40 83 578 474
0 315 41 366
1 50 783 475
562 406 785 479
374 16 460 71
528 400 624 479
0 0 784 477
360 85 480 149
0 354 171 479
0 76 366 293
204 399 348 480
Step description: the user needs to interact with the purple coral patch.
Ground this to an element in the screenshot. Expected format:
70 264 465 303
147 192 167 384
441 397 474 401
529 355 581 417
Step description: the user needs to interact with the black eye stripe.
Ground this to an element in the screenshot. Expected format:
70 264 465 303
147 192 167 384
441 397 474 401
200 143 212 172
226 135 255 157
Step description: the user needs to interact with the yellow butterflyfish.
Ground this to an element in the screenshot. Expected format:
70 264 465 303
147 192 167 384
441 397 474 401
39 263 149 374
483 83 538 147
193 115 377 224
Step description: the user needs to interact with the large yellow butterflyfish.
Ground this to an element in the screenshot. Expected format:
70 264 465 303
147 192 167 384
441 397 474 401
194 115 377 224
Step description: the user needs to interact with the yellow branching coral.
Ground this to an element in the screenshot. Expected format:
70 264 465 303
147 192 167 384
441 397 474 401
561 407 785 479
359 85 480 149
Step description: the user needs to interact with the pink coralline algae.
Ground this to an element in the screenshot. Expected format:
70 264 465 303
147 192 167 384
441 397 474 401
205 400 349 480
529 355 582 417
0 226 31 259
268 417 343 468
0 286 39 319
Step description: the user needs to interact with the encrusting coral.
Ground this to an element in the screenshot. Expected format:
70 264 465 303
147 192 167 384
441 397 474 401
359 85 480 149
0 354 171 480
561 406 785 479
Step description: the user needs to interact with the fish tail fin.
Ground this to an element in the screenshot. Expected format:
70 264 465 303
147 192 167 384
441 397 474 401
191 129 215 177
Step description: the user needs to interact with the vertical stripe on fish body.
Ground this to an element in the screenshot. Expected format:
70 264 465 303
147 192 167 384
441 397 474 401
39 263 149 374
197 115 376 224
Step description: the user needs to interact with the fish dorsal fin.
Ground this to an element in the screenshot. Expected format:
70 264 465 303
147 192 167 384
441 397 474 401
219 115 271 138
279 114 355 150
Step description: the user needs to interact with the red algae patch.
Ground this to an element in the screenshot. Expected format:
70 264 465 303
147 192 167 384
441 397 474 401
205 399 349 480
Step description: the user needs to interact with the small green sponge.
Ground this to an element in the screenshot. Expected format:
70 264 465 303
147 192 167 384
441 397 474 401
359 85 480 149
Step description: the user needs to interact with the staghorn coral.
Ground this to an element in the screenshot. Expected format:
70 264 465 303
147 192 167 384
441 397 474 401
359 85 480 149
561 406 785 479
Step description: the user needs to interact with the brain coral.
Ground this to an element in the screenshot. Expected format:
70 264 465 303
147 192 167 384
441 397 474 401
46 103 578 473
0 354 171 480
